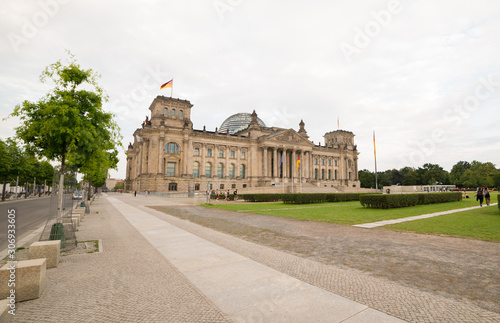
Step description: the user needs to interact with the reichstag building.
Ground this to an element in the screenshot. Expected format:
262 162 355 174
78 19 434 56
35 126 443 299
125 96 360 193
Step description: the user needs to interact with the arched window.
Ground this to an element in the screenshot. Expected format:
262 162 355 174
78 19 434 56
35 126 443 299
193 162 199 178
217 163 224 178
205 163 212 178
328 170 331 180
240 164 246 179
179 110 183 117
171 109 176 116
321 169 325 180
166 142 179 154
229 164 235 179
163 107 168 115
314 169 318 180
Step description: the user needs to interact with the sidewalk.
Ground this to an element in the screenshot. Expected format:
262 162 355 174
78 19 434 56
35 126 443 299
9 194 499 322
107 196 405 323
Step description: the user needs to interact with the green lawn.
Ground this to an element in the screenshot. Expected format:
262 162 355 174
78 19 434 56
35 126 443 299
203 193 499 241
204 194 488 225
386 204 500 241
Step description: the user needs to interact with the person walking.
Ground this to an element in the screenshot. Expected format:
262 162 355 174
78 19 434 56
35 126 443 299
475 187 484 207
224 190 228 201
233 189 238 201
216 189 219 201
484 187 491 206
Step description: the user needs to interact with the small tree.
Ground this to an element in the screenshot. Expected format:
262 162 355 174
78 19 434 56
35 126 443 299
11 52 120 221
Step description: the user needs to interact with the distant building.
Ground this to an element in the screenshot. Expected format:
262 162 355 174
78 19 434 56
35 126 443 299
106 178 123 190
125 96 360 193
384 184 457 194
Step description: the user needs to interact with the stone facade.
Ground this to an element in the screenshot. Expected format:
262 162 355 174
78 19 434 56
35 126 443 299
125 96 360 193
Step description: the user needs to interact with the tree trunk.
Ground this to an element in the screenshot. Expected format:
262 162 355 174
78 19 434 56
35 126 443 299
1 179 6 201
57 145 66 223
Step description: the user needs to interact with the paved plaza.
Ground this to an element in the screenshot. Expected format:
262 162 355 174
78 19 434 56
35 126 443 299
6 194 500 322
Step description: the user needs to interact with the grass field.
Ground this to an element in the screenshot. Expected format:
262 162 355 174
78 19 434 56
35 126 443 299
204 192 500 241
386 202 500 241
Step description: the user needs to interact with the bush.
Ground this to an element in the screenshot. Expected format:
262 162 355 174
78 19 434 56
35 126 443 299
239 194 283 202
360 192 463 209
49 223 66 248
281 193 372 204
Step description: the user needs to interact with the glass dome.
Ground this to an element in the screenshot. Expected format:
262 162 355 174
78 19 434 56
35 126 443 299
219 113 266 134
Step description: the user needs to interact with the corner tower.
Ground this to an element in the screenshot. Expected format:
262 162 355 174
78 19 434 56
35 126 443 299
148 95 193 129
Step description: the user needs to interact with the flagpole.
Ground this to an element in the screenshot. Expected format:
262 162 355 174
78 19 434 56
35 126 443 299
170 78 173 98
373 130 378 191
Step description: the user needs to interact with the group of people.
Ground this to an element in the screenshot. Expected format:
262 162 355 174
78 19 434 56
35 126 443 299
213 189 238 201
475 187 491 207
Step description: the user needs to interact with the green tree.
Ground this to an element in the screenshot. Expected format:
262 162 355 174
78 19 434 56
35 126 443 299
11 52 120 220
358 169 375 188
0 139 12 200
400 166 418 185
419 163 450 185
450 161 471 187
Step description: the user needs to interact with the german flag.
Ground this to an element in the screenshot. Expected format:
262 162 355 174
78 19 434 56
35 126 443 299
160 79 173 90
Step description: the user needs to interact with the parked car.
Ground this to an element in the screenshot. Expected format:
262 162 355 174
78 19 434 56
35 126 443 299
72 190 83 200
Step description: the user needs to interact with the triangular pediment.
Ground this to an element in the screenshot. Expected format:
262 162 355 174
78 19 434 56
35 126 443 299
261 129 313 146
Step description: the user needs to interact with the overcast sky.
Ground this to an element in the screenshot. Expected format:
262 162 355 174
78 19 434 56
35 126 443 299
1 0 499 180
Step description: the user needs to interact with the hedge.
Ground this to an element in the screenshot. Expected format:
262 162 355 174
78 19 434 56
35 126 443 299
360 192 462 209
239 194 283 202
281 193 368 204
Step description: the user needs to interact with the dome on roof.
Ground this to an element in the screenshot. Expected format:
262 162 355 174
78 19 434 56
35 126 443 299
219 113 266 134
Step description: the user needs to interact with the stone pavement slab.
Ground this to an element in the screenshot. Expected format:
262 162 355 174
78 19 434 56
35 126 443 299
108 197 406 323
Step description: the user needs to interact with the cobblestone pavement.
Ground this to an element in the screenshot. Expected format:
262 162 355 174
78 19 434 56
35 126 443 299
10 195 231 323
118 195 499 323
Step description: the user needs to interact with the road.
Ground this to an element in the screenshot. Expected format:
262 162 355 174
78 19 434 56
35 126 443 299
0 197 54 253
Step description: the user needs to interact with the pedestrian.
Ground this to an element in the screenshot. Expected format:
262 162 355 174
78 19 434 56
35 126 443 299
475 187 484 207
234 189 238 201
216 189 219 201
224 190 228 201
145 190 149 197
484 187 490 206
134 190 137 197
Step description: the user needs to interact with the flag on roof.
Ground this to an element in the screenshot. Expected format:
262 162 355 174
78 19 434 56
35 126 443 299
160 79 173 89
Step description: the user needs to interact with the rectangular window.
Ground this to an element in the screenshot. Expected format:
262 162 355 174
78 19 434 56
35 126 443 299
219 149 224 158
207 148 212 157
231 184 236 189
243 184 247 188
220 184 224 189
315 158 318 165
194 183 200 191
168 183 177 191
167 162 175 176
194 147 200 156
335 160 338 166
328 160 332 166
322 159 325 165
241 151 246 159
230 150 235 158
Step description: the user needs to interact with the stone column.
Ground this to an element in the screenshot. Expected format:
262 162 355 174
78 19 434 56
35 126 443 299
291 150 296 181
283 149 287 179
158 137 164 174
263 147 268 178
225 147 229 178
201 144 206 177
